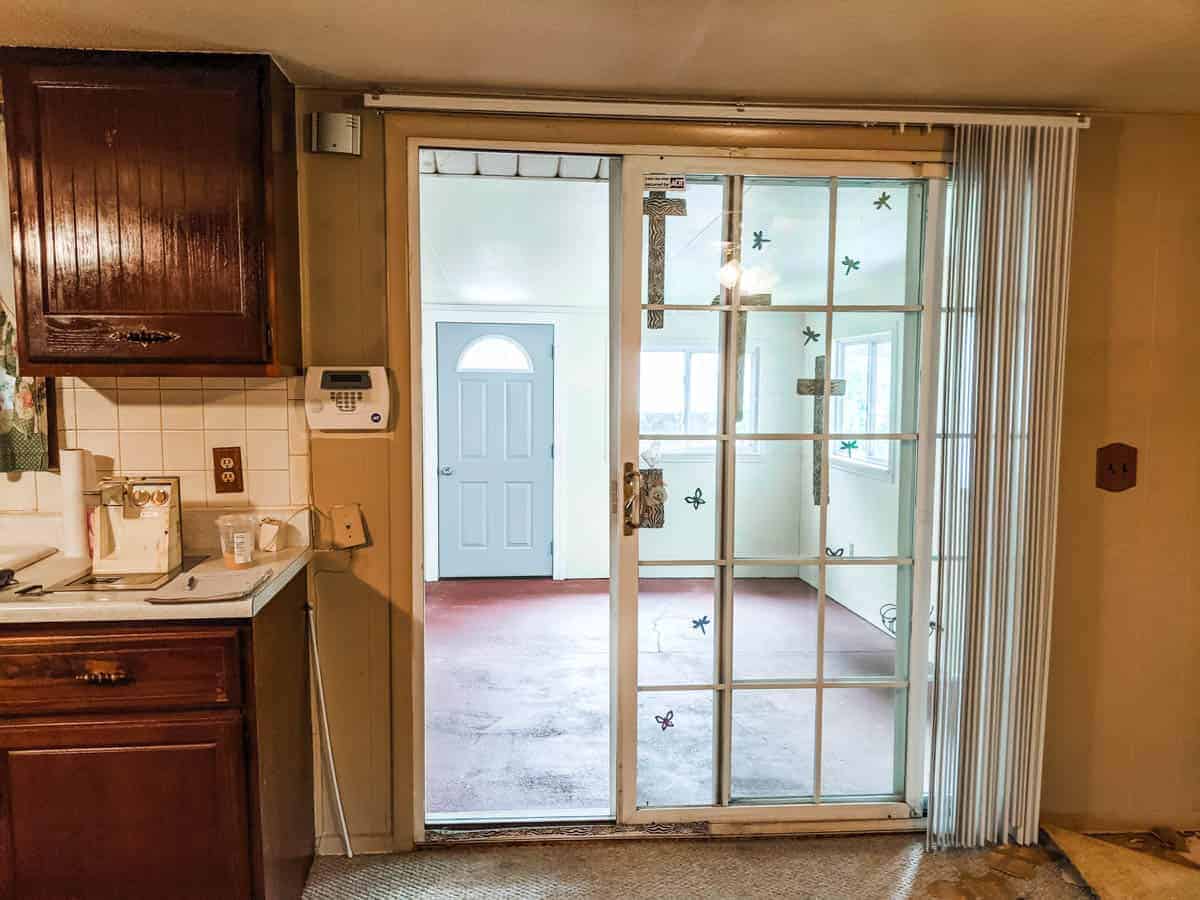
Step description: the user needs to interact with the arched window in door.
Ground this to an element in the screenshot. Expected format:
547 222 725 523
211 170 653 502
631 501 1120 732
456 334 534 373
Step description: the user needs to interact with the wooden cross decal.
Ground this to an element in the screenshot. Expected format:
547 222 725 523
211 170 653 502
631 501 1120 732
796 355 846 504
643 190 687 329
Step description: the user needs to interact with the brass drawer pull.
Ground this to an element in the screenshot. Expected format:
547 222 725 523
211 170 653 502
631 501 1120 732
75 669 134 686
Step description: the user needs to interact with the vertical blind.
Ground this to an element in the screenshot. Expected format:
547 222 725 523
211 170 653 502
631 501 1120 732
928 124 1079 848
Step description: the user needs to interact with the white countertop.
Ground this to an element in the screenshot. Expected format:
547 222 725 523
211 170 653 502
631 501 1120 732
0 546 312 624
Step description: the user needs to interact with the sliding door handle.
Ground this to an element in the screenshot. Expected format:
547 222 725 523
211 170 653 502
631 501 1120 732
623 462 642 536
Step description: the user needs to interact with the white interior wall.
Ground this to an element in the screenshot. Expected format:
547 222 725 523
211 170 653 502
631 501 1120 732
417 173 916 621
419 175 611 580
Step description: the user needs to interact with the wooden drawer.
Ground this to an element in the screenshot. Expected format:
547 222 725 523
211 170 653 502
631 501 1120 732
0 628 242 716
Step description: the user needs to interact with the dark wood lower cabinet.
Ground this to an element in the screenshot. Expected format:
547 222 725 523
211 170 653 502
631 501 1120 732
0 572 313 899
0 712 251 900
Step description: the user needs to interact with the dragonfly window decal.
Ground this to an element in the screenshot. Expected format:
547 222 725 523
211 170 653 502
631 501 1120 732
751 230 771 250
839 440 859 456
873 191 892 210
802 326 821 346
691 615 710 635
841 256 861 275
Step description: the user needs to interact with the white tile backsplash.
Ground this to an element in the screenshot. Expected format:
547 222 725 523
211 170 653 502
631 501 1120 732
0 376 309 514
288 400 310 454
75 385 119 429
245 389 288 429
1 472 38 510
117 389 163 430
202 386 246 430
119 430 164 471
161 389 205 430
246 429 289 470
163 430 208 470
288 453 310 505
246 469 291 506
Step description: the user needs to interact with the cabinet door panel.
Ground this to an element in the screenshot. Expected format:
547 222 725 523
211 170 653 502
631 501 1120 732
0 712 251 900
3 54 269 364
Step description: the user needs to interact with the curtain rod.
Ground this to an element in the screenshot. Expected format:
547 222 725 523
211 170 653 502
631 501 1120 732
363 93 1090 130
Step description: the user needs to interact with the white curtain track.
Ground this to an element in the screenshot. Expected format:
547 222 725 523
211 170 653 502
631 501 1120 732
928 124 1079 849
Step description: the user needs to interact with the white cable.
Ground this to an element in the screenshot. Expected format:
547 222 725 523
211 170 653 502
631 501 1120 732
307 588 354 858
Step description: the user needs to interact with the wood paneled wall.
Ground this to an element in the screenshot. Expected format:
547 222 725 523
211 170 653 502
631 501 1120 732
296 92 398 852
1042 113 1200 831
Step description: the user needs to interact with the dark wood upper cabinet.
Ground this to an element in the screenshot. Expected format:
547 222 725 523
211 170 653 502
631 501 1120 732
1 49 300 375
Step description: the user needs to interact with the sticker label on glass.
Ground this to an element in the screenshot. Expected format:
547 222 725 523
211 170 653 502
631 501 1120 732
643 174 687 192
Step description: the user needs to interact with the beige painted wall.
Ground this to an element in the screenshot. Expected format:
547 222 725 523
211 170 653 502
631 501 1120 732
298 98 1200 847
1041 113 1200 831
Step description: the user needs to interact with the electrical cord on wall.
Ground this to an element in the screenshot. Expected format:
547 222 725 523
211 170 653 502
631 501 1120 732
308 564 354 859
296 494 356 858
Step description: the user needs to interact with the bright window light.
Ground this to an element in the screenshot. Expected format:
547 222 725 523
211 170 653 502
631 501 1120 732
456 335 533 372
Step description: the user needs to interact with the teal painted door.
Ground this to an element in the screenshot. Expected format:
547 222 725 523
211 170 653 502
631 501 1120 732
436 323 554 577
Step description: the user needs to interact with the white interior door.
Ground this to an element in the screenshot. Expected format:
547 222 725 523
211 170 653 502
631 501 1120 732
437 322 555 577
614 157 946 824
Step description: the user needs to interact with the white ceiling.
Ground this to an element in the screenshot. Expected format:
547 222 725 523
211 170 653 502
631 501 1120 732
5 0 1200 113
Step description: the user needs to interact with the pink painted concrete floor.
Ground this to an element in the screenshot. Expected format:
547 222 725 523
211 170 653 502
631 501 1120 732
425 577 912 821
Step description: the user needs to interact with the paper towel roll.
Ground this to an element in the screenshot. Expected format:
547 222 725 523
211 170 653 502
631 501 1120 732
59 449 94 559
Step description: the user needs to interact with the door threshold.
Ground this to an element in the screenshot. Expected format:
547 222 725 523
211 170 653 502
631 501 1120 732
422 821 709 845
420 817 927 846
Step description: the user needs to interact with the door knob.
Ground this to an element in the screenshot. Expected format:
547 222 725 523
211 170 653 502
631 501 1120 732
439 466 455 476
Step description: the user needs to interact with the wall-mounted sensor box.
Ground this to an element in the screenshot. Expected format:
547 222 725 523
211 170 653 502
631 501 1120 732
305 366 389 431
309 112 362 156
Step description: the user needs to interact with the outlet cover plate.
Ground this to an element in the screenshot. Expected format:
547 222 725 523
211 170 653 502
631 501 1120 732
212 446 245 494
1096 442 1136 492
331 504 368 549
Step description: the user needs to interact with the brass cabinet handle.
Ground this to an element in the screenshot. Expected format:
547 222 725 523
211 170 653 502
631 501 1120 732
75 668 134 686
111 327 182 347
623 462 643 536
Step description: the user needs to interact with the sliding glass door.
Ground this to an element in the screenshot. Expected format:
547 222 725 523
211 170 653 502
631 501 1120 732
614 158 945 822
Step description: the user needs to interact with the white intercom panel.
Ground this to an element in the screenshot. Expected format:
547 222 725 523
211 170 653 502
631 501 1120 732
304 366 390 431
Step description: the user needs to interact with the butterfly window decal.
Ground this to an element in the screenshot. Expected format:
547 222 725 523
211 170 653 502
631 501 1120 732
655 709 675 731
692 615 710 635
825 546 846 558
751 230 771 250
802 326 821 346
873 192 892 210
841 256 861 275
684 488 706 510
839 440 858 456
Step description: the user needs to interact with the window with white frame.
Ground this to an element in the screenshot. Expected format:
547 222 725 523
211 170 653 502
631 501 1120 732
831 331 894 473
639 348 759 454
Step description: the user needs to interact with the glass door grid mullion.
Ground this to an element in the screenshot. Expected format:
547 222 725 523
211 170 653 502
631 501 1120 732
716 174 743 807
812 176 838 804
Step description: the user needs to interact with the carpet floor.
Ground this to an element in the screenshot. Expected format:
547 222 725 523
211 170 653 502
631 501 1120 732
302 834 1092 899
426 577 916 819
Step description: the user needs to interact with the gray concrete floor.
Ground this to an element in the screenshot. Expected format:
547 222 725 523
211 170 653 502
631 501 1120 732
426 577 903 820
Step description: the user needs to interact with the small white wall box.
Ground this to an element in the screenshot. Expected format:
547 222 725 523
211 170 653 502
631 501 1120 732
305 367 390 431
309 112 362 156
